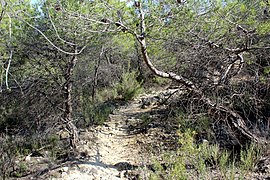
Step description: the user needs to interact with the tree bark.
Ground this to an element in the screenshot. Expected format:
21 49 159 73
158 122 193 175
92 46 104 101
63 47 79 149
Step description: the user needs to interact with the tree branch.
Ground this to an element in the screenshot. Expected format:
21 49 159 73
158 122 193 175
131 1 268 144
46 6 76 46
17 17 86 55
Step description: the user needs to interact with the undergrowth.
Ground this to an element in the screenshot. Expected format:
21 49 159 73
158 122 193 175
114 70 143 101
149 106 263 179
80 70 143 126
149 129 263 180
0 132 65 179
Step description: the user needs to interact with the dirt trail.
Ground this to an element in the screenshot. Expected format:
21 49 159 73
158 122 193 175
47 90 167 180
15 87 270 180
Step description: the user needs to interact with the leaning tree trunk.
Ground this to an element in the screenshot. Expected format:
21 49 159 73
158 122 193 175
63 47 79 149
130 3 267 145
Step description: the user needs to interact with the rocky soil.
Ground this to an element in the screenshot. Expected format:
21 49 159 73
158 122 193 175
18 88 178 180
16 88 270 180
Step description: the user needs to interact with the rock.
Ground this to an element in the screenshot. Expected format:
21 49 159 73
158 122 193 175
59 167 69 173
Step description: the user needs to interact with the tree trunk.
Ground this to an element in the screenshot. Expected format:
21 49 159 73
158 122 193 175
135 42 144 82
63 47 79 149
135 3 267 145
92 46 104 101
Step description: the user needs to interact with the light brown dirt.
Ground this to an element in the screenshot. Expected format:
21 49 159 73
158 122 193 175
45 90 166 180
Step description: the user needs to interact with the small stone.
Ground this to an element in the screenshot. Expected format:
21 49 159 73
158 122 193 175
60 167 69 172
25 154 31 161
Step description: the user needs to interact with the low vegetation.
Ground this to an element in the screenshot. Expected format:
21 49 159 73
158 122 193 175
0 0 269 179
149 129 264 180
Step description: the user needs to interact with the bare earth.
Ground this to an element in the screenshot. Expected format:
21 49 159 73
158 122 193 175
40 90 166 180
18 88 270 180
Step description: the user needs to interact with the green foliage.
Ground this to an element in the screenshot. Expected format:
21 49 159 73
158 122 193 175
150 127 263 179
152 76 170 86
263 66 270 75
1 0 269 178
81 100 115 126
115 71 143 101
48 134 60 147
0 134 43 178
186 115 210 132
81 78 130 126
79 71 142 127
169 157 187 180
171 129 197 179
219 150 230 176
95 87 119 102
139 114 152 127
112 33 135 54
14 162 28 178
177 129 197 156
175 109 213 142
258 21 270 35
0 136 16 179
240 143 262 171
149 159 166 180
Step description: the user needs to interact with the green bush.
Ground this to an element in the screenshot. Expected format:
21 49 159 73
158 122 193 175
149 128 263 179
95 87 118 102
81 101 115 126
240 142 262 172
115 71 143 101
0 136 16 179
79 87 117 127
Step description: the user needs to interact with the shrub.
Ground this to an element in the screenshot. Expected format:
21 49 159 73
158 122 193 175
240 142 262 172
0 135 16 179
149 127 263 179
81 101 115 126
95 87 118 102
115 71 143 101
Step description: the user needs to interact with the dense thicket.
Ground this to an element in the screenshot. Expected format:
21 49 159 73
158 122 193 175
0 0 269 178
